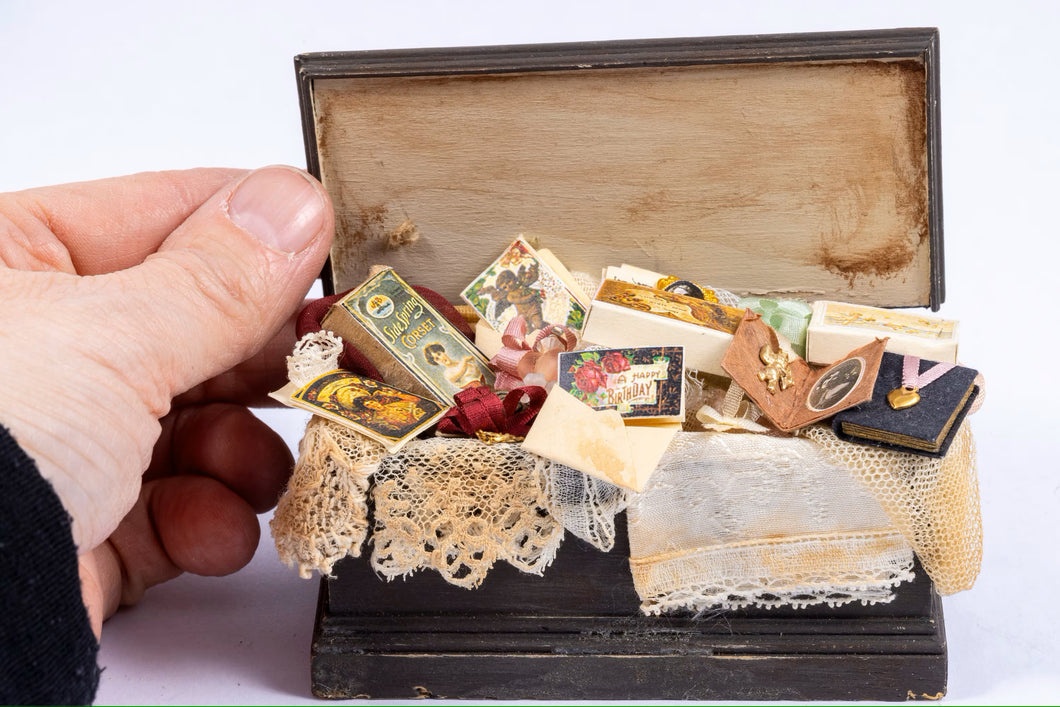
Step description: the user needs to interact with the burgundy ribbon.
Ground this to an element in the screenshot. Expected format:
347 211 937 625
436 385 547 438
296 283 475 380
489 316 579 390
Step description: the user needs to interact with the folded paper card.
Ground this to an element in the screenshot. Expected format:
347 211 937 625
271 371 446 451
557 346 685 423
721 311 885 432
806 300 959 365
462 237 589 334
323 268 495 405
581 279 743 376
832 352 979 457
521 387 680 492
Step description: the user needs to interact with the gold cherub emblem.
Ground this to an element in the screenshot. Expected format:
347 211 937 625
758 344 795 395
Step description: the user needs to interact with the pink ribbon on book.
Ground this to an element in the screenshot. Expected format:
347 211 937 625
489 316 579 391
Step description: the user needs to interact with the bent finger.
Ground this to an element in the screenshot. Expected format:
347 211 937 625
107 475 260 607
146 402 293 512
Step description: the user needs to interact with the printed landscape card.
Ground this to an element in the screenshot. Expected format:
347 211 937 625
558 346 685 422
462 237 588 333
272 371 445 451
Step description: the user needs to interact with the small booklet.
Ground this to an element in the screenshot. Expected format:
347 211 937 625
721 311 885 433
271 371 446 451
832 352 979 457
557 346 685 422
461 237 589 333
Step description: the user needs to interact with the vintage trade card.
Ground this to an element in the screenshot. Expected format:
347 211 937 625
330 268 496 404
272 371 446 451
557 346 685 422
461 237 588 333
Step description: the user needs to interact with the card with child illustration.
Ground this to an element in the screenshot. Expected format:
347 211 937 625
461 237 588 334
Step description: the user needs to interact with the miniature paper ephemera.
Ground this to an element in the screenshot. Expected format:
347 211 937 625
558 346 685 422
271 371 445 452
580 279 743 377
806 300 959 365
462 237 588 334
721 311 885 433
601 264 740 306
521 387 680 492
324 268 495 405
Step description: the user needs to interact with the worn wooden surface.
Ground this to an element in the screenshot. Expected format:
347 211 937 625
297 29 943 309
311 514 946 700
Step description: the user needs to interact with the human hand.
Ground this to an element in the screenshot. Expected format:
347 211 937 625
0 166 333 634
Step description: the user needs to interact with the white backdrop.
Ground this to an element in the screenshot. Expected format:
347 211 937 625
2 1 1058 704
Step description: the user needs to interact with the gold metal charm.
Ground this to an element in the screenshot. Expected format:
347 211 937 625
887 386 921 410
758 344 795 395
475 430 524 445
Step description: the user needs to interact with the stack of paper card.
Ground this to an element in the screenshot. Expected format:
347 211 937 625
580 279 744 377
806 300 959 365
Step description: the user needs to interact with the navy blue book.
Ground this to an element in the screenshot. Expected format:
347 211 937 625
832 352 979 458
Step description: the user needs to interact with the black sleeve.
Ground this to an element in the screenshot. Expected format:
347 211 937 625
0 424 100 705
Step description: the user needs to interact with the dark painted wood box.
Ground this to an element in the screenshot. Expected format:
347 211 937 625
295 28 947 700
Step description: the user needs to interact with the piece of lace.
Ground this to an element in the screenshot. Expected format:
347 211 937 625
803 422 981 595
540 459 629 551
371 438 564 588
270 416 387 578
286 330 344 387
627 431 915 614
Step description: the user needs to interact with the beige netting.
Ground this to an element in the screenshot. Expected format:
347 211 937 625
270 416 387 578
371 438 564 588
803 421 981 595
627 431 915 614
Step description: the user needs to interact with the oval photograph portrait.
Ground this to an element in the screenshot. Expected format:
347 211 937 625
806 357 865 412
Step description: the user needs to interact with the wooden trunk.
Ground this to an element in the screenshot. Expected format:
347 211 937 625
296 28 948 701
311 517 945 701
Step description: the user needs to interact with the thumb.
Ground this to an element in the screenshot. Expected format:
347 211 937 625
115 165 333 413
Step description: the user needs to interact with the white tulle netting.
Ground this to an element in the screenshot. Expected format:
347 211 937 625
371 438 564 588
270 416 387 578
627 431 915 614
803 421 981 595
540 460 630 552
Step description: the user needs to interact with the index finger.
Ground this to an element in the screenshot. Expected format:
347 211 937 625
2 168 247 275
